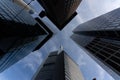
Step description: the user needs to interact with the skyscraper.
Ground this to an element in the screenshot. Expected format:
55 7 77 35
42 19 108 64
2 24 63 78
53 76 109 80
37 0 82 30
71 8 120 79
32 50 84 80
0 0 53 72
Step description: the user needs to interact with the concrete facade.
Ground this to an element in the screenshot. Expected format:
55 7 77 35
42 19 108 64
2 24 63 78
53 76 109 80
33 51 84 80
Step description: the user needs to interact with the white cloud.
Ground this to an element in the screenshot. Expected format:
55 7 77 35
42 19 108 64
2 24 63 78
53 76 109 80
77 0 120 23
1 0 119 80
24 63 36 72
87 0 120 17
76 15 84 23
44 37 59 52
22 51 43 70
77 54 86 66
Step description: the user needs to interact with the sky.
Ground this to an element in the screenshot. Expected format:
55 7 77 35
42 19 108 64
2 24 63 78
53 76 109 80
0 0 120 80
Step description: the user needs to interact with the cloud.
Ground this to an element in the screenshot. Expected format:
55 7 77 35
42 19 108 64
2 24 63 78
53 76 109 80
76 15 83 23
87 0 120 17
77 54 86 66
42 36 60 52
77 0 120 23
21 51 44 72
3 50 45 80
24 63 36 72
22 52 42 71
1 0 119 80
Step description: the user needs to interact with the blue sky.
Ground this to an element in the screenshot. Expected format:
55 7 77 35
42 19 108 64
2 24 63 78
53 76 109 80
0 0 120 80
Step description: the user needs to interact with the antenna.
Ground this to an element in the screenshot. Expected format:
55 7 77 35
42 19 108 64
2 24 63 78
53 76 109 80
57 45 64 54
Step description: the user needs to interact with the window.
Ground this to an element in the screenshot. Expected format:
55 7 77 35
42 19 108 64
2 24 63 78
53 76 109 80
43 63 55 67
85 38 120 73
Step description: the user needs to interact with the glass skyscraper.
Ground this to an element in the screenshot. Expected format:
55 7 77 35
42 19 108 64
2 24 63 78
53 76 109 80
71 8 120 79
37 0 82 30
32 50 84 80
0 0 53 72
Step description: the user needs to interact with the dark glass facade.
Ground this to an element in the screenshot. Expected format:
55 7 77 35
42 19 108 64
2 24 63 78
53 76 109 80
85 38 120 74
71 8 120 79
0 0 53 72
0 0 45 37
37 0 82 30
33 51 84 80
0 0 35 25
